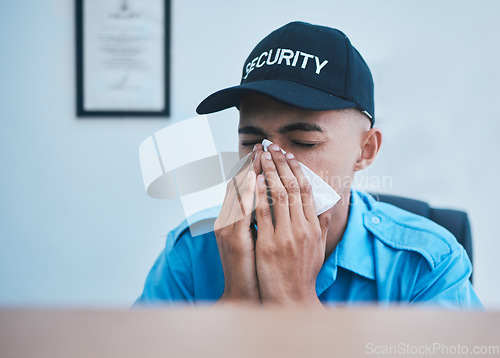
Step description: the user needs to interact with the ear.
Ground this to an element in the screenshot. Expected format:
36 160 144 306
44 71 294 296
353 128 382 171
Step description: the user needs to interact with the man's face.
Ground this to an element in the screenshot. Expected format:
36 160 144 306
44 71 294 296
238 93 371 197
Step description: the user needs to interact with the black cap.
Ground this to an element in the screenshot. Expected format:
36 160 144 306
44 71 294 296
196 21 375 125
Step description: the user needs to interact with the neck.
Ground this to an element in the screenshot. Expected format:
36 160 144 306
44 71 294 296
324 188 352 260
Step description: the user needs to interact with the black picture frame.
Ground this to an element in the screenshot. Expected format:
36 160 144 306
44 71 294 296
75 0 170 117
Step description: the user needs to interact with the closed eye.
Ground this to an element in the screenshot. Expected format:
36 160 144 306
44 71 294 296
240 141 263 147
291 141 317 148
240 141 317 148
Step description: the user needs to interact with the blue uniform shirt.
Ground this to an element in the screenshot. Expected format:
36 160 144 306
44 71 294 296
136 189 481 308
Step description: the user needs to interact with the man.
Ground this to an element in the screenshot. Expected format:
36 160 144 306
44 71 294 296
135 22 480 307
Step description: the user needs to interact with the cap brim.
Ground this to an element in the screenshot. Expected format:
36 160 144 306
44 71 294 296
196 80 359 114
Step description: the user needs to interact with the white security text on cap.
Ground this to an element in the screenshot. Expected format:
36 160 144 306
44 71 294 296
243 48 329 80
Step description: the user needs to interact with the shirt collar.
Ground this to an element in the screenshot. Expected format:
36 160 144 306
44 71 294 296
316 189 376 296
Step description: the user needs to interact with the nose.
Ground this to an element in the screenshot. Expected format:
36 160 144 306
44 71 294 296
267 139 289 154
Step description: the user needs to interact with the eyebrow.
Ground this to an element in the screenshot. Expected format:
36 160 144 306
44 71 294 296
277 122 323 134
238 122 324 136
238 126 267 135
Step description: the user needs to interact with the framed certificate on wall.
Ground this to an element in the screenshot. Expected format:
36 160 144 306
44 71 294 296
76 0 170 117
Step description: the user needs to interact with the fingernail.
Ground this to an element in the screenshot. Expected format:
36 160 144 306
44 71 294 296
254 151 259 161
257 174 265 182
269 144 280 151
285 152 295 159
253 144 259 151
263 152 272 160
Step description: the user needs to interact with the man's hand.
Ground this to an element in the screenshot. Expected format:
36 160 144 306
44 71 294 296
254 144 332 306
214 145 264 304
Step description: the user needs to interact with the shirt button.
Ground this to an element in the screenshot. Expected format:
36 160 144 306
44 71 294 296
371 216 381 224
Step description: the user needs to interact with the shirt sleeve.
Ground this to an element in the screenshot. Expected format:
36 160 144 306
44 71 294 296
133 229 195 306
410 245 482 309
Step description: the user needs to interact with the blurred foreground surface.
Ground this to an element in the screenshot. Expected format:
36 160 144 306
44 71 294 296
1 306 499 358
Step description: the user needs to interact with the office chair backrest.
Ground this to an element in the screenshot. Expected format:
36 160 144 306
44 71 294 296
370 193 473 283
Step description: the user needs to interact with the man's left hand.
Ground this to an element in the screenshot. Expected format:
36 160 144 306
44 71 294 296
254 144 332 306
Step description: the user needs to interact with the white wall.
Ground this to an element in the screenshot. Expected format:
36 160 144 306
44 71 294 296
0 0 499 307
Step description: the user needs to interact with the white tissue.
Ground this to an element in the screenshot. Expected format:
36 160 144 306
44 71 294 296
261 139 340 215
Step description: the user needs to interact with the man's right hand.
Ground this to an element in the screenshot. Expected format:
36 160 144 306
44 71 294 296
214 144 264 304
